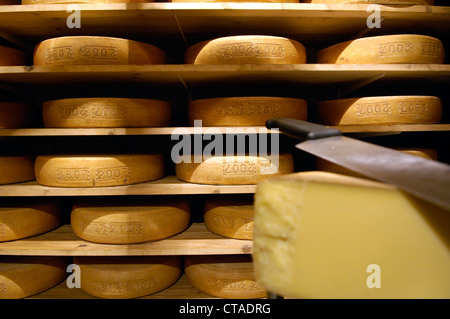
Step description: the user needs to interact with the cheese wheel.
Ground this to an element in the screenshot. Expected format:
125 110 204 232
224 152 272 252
35 154 165 187
33 36 166 66
23 0 150 4
184 255 266 299
0 45 27 66
303 0 433 4
42 98 171 128
175 153 294 185
0 156 35 185
73 256 182 299
204 196 254 239
0 102 34 128
0 256 68 299
188 97 307 126
317 35 444 64
0 199 62 242
317 96 442 125
185 35 306 64
71 198 190 244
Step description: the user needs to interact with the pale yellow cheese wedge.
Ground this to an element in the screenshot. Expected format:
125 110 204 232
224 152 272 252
184 255 266 299
0 156 35 185
33 36 166 66
303 0 433 4
185 35 306 64
253 171 450 299
23 0 150 3
0 45 27 66
73 256 182 299
0 102 34 128
188 97 307 126
35 154 165 187
317 34 444 64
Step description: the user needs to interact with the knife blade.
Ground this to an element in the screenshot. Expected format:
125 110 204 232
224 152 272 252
266 118 450 211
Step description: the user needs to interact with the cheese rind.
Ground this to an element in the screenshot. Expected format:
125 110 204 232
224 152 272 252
253 171 450 299
0 156 35 185
303 0 433 4
0 102 34 128
0 45 27 66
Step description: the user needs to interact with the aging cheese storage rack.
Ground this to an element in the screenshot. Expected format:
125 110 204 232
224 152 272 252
0 2 449 299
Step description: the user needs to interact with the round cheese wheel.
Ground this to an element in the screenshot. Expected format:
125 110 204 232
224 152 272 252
0 45 27 66
185 35 306 64
0 156 35 185
35 154 165 187
73 256 182 299
188 96 307 126
71 198 190 244
316 34 444 64
33 36 166 66
184 255 266 299
0 256 68 299
204 195 254 240
303 0 433 4
0 199 62 242
0 102 34 128
317 96 442 125
175 153 294 185
23 0 149 3
42 98 171 128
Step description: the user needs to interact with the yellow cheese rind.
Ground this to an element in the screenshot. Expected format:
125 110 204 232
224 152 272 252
0 102 34 128
71 198 190 244
303 0 433 4
317 35 444 64
188 97 307 126
23 0 150 3
317 96 442 125
0 156 35 185
184 255 266 299
253 171 450 299
176 153 294 185
0 256 68 299
33 36 166 66
185 35 306 64
73 256 182 299
35 154 165 187
0 45 27 66
42 98 171 128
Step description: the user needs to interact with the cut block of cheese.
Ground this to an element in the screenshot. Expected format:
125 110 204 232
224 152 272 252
33 36 166 66
73 256 182 299
0 199 62 242
71 198 190 244
184 255 266 299
303 0 433 4
185 35 306 64
0 156 35 185
253 171 450 299
23 0 150 3
35 154 164 187
176 153 294 185
0 256 68 299
204 195 254 239
317 96 442 125
0 102 34 128
0 45 27 66
317 34 444 64
188 97 307 126
42 98 171 128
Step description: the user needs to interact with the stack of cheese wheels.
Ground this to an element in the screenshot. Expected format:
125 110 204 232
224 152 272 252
317 34 445 64
316 96 442 125
42 98 171 128
34 154 165 187
22 0 150 3
71 197 190 244
184 255 266 299
33 36 166 66
0 199 62 242
0 45 27 66
0 256 68 299
73 256 182 299
0 156 35 185
303 0 433 4
185 35 306 64
0 102 34 128
203 195 254 240
188 96 307 126
175 153 294 185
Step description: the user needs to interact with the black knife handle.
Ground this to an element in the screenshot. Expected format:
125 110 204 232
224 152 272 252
266 118 342 140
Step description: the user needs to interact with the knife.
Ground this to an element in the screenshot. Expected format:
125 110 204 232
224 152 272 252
266 118 450 212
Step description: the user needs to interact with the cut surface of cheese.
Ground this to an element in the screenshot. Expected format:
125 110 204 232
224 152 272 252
73 256 182 299
184 255 266 299
71 198 190 244
35 154 164 187
0 45 27 66
0 102 34 128
185 35 306 64
0 156 35 185
176 153 294 185
303 0 433 4
23 0 149 3
317 34 444 64
253 171 450 299
317 96 442 125
33 36 166 66
188 96 307 126
0 256 68 299
42 98 171 128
